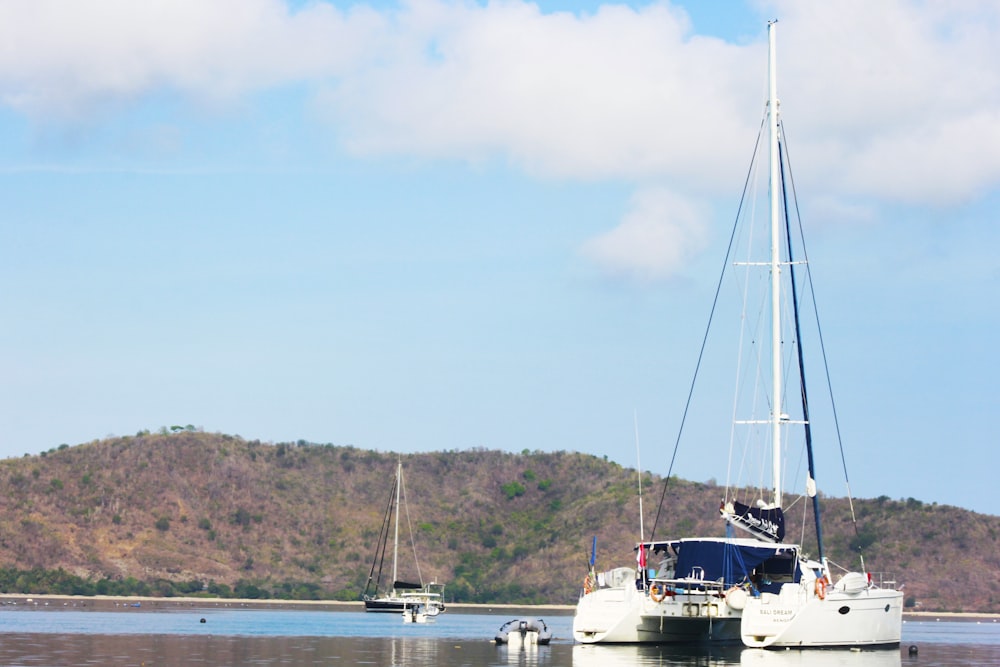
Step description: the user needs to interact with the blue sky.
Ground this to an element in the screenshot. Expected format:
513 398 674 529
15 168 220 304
0 0 997 516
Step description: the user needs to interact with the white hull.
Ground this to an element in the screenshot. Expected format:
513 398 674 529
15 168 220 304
741 578 902 648
573 577 644 643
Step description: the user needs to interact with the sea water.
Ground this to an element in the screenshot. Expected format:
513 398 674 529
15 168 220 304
0 604 996 666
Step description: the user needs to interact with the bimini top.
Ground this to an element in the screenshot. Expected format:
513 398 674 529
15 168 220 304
642 537 799 589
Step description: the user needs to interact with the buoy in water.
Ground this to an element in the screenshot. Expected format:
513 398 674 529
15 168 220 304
908 645 918 656
200 618 207 623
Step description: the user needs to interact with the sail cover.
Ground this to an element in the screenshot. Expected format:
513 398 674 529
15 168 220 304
393 580 423 590
723 500 785 542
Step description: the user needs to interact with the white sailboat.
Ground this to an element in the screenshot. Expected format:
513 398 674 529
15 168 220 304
575 21 902 648
362 460 446 616
574 321 799 643
573 21 802 645
735 21 903 647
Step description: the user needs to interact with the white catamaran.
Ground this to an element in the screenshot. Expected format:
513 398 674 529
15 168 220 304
573 535 797 643
734 21 903 648
362 460 445 616
574 21 902 648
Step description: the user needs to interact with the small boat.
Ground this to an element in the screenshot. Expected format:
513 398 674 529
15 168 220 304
494 618 552 646
402 602 433 624
362 460 446 616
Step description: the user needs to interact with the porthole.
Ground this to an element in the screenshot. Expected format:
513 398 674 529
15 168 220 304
838 606 850 615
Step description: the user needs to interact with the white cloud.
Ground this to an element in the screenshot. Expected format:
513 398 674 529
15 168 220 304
322 1 758 186
2 0 1000 206
0 0 384 119
579 187 708 281
771 0 1000 204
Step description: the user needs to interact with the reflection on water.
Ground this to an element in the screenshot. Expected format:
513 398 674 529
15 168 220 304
741 647 901 667
3 634 997 667
572 642 1000 667
0 609 996 667
496 642 563 667
0 633 578 667
571 644 902 667
573 643 744 667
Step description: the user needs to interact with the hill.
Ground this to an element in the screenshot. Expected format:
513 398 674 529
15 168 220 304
0 431 996 612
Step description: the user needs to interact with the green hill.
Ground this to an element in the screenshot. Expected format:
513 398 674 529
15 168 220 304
0 431 996 612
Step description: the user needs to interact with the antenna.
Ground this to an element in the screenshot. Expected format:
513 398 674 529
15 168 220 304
634 409 645 541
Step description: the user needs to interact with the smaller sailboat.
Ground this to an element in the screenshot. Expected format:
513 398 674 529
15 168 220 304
362 460 446 615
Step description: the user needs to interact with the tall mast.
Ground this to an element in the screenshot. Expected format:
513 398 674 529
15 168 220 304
767 20 783 507
393 460 401 587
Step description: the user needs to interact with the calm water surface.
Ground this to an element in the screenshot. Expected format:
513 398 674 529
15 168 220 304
0 605 996 666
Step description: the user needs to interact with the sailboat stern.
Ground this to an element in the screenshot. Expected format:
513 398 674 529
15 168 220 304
741 579 904 648
740 590 796 648
572 568 643 644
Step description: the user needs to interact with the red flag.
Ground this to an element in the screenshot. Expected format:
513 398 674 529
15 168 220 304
637 545 646 569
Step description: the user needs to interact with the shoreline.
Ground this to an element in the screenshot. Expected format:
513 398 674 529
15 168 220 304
2 594 996 622
0 593 575 616
903 611 1000 622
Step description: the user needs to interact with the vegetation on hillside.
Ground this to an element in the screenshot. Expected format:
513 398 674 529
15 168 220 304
0 431 996 611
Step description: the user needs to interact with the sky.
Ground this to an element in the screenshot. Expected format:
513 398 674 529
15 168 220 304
0 0 997 516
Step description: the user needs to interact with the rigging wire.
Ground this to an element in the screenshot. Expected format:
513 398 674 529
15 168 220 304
399 465 426 586
650 111 768 541
728 141 766 507
364 472 397 596
780 119 865 569
779 124 825 564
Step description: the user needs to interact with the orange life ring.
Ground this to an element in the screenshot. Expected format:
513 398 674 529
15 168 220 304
649 583 667 602
814 576 828 600
583 575 595 595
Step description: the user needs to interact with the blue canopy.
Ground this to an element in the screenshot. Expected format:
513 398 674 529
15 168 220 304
648 538 798 589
